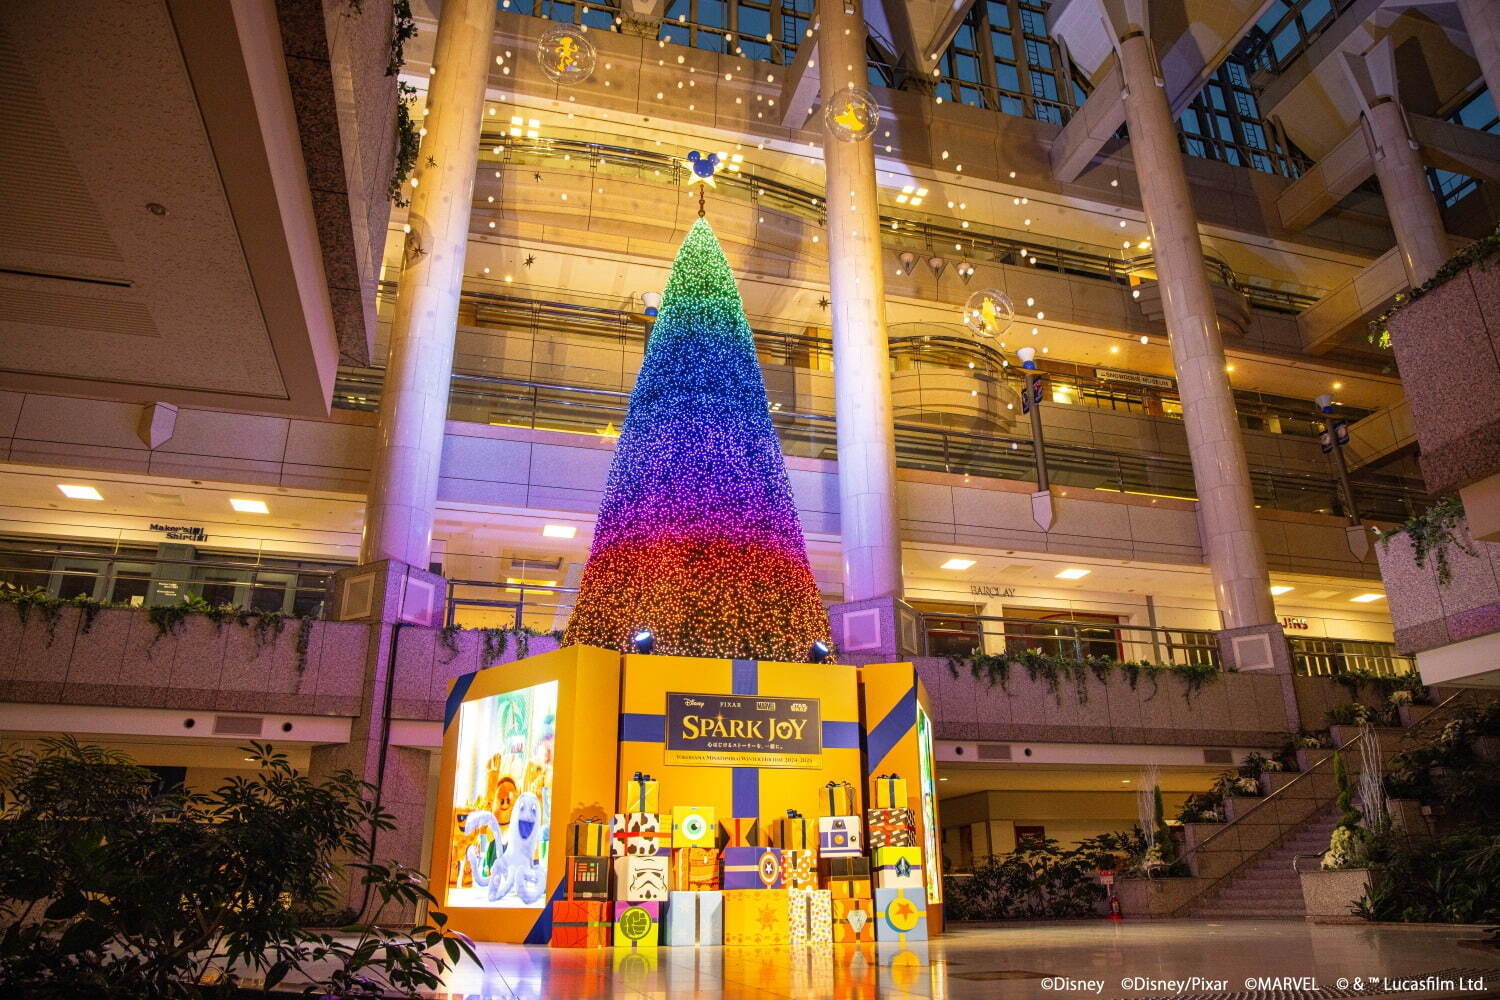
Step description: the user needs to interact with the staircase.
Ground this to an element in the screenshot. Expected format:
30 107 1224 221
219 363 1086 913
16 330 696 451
1185 807 1338 919
1167 690 1477 920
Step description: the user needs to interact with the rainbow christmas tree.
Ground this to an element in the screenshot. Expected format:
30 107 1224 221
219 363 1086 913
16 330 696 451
563 219 830 662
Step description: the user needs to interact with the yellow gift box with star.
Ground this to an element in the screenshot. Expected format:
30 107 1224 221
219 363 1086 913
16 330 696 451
723 888 791 946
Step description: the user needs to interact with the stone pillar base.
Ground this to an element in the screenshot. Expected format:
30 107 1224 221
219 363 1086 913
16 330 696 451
311 739 433 921
1218 622 1300 731
827 596 922 663
329 559 446 627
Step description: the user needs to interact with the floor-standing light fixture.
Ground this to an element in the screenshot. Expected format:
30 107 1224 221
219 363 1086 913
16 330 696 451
1017 347 1049 491
1317 392 1372 560
1315 393 1359 525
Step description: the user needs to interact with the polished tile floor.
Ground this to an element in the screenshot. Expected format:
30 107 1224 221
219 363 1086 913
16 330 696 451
427 920 1500 999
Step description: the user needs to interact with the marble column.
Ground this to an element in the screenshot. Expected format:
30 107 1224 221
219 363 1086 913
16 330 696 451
361 0 494 567
1115 27 1276 632
1364 97 1450 286
1456 0 1500 107
816 0 904 602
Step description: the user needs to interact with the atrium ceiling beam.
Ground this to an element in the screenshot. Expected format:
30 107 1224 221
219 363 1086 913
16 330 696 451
779 36 821 127
1047 0 1279 182
1277 122 1374 231
1278 91 1500 232
903 0 980 77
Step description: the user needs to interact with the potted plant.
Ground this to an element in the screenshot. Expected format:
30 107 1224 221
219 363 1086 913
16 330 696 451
1299 741 1384 921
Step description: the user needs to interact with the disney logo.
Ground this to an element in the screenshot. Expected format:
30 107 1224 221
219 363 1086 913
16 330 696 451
683 697 705 707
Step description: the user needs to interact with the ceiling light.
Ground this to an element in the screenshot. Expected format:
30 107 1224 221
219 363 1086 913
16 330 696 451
57 484 103 501
1270 586 1294 595
230 498 269 514
1332 382 1343 390
940 558 976 571
1055 568 1090 580
542 524 577 538
1350 593 1385 603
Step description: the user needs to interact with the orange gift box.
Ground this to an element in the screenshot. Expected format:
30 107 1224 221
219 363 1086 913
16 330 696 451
832 897 875 943
551 900 611 948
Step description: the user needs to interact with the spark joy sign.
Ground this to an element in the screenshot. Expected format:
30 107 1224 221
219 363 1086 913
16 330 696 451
664 692 822 769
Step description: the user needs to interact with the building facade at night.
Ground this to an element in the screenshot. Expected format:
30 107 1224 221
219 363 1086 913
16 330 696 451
2 0 1499 934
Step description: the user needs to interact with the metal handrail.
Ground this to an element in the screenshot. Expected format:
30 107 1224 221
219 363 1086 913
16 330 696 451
0 542 346 616
378 281 1365 430
919 611 1222 667
335 367 1427 521
1168 688 1474 915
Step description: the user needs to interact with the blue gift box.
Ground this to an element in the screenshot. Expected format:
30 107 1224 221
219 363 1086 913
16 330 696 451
873 886 928 943
663 891 696 946
662 890 724 946
697 890 723 945
722 846 782 889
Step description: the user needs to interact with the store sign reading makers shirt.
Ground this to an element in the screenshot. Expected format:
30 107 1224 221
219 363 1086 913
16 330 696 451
664 692 822 768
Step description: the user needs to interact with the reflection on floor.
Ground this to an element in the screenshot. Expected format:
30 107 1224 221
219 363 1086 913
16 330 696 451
430 920 1500 999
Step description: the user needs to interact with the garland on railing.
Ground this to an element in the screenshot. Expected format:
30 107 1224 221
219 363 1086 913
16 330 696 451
1 589 316 674
946 648 1223 705
146 598 315 674
1330 666 1429 702
1368 224 1500 351
1377 495 1477 587
0 585 110 642
437 624 566 667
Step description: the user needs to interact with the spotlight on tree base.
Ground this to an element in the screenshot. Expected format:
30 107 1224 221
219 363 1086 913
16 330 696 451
810 640 831 663
632 628 655 654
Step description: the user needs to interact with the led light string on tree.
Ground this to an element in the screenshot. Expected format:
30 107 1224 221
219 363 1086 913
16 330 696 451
563 210 831 662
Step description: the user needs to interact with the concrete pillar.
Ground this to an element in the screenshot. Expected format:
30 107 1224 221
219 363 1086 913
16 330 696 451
1456 0 1500 107
1364 98 1450 286
816 0 904 602
361 0 494 567
1114 28 1276 633
309 623 433 919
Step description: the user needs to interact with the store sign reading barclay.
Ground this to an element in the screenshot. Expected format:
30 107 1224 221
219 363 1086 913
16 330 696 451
664 692 822 769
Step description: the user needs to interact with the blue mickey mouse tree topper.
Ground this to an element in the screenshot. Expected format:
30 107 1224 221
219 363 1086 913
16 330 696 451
683 150 720 186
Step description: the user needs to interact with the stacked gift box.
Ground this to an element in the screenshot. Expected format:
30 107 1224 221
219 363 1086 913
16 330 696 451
550 771 929 948
814 775 931 945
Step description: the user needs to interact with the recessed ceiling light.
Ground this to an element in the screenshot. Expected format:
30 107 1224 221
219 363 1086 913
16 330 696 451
1350 593 1385 603
940 558 976 571
1270 585 1294 595
57 484 103 501
1055 568 1090 580
230 498 269 514
542 524 577 538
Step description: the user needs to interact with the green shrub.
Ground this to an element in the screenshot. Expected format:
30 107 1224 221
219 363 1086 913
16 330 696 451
0 738 477 999
945 836 1125 920
1354 831 1500 924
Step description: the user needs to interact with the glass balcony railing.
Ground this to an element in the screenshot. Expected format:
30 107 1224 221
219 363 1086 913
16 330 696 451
478 134 1328 315
919 612 1416 677
333 367 1427 522
381 284 1366 440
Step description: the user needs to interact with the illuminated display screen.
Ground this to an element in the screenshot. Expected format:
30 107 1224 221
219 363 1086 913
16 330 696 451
916 704 943 904
446 680 558 908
